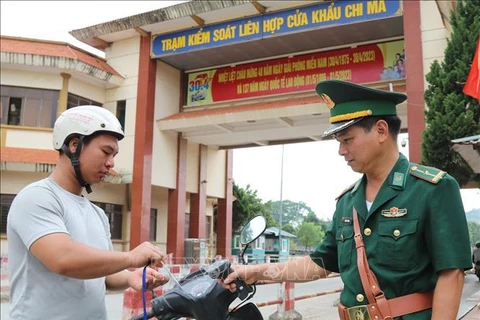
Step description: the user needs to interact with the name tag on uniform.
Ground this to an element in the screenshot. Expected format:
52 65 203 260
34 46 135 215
341 217 352 225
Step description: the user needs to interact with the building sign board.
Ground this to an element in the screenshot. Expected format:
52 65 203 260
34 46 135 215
152 0 402 57
186 40 405 106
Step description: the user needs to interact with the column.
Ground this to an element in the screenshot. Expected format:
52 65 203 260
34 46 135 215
58 73 71 116
403 0 426 163
167 135 188 262
130 33 156 249
216 149 233 258
189 144 207 239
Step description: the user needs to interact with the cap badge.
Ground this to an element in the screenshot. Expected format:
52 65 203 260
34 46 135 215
320 93 335 109
381 207 407 218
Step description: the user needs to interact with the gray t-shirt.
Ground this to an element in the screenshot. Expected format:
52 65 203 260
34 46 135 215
7 178 113 320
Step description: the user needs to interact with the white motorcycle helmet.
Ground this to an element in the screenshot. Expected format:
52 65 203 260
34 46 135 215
53 105 124 193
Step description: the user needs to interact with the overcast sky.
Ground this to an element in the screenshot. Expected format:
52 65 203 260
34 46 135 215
1 1 479 219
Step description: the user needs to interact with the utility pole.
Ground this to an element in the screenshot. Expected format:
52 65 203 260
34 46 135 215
278 144 284 261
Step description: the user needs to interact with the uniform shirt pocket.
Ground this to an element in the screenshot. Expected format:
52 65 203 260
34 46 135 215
377 219 418 270
336 226 354 271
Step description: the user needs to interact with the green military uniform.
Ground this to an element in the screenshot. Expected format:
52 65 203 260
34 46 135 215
309 80 472 319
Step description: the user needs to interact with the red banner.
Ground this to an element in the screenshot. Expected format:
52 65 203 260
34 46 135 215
187 40 405 105
463 36 480 103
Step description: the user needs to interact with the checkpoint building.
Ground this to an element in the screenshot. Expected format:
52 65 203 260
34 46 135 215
0 0 457 261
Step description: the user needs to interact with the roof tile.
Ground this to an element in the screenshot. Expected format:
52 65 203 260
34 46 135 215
0 36 121 77
0 147 120 176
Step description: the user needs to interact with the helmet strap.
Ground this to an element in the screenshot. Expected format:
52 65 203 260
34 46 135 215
61 136 92 194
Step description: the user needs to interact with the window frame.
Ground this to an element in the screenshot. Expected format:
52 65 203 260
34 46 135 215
1 85 59 128
91 201 123 240
0 194 16 235
67 92 102 110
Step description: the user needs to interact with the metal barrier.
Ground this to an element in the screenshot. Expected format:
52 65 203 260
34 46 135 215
256 281 342 320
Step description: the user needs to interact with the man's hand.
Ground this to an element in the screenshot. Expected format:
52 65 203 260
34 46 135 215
127 241 166 268
221 265 262 292
127 267 169 291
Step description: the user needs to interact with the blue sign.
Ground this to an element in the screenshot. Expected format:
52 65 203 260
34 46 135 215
152 0 401 57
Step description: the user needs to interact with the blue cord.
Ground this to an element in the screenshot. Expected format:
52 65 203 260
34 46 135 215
142 265 148 320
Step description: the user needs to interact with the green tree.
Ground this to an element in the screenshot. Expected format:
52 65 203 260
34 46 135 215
304 211 331 233
304 211 320 224
297 222 324 252
468 221 480 247
269 200 314 228
282 223 296 235
423 0 480 186
231 183 276 232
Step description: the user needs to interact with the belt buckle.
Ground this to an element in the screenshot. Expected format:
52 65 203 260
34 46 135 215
347 305 372 320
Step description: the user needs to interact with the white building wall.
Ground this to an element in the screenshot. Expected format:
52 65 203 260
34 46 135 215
420 1 450 88
84 182 126 205
0 69 62 90
150 186 169 253
152 61 182 189
206 148 226 198
186 142 200 194
4 127 52 149
68 77 105 104
103 36 142 174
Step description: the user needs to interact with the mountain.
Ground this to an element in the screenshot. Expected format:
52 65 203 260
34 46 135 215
466 208 480 224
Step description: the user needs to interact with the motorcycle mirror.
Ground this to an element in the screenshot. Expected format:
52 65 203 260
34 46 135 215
240 216 267 245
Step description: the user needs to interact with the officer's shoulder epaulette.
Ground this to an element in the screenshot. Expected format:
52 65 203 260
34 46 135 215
335 179 360 200
409 163 446 184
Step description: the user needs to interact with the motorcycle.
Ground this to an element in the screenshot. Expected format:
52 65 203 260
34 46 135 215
130 215 267 320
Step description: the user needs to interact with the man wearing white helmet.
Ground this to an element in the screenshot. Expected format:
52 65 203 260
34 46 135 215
7 105 168 320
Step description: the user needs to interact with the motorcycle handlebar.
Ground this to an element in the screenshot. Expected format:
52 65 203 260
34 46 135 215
130 310 155 320
130 260 255 320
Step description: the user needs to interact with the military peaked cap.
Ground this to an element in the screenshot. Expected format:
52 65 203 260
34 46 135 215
316 80 407 137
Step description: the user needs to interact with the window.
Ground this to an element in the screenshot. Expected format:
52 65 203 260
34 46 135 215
150 208 157 241
67 93 102 109
7 97 22 125
116 100 126 130
92 202 123 240
233 235 240 249
1 86 58 127
0 194 15 234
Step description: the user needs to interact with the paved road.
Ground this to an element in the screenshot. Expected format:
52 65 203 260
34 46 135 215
1 273 479 319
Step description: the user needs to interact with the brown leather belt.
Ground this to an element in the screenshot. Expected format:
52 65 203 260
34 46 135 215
338 291 433 320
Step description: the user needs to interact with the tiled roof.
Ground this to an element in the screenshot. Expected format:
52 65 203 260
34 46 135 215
0 146 120 176
451 135 480 145
0 147 59 164
0 36 122 77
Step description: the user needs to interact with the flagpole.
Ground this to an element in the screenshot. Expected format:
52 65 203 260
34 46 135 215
278 144 284 261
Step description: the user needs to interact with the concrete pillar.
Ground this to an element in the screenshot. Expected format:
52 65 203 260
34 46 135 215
57 72 71 116
167 135 187 262
403 0 426 163
130 33 156 249
216 149 233 258
189 144 208 239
